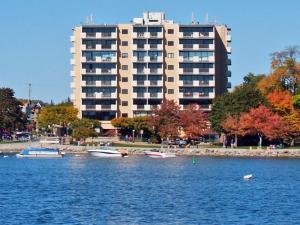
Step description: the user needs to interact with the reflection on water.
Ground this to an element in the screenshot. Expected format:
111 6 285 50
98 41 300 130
0 155 300 224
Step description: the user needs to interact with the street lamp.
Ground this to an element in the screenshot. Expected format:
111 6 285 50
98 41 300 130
132 129 135 143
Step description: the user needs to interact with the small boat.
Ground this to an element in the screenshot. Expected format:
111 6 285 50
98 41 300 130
88 147 128 158
144 149 176 158
16 147 65 158
243 174 253 180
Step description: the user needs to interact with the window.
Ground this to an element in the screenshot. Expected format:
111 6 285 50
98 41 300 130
122 29 128 34
122 65 128 70
168 77 174 82
168 89 174 94
168 53 174 58
168 29 174 34
122 53 128 58
122 41 128 46
122 101 128 106
168 65 174 70
122 89 128 94
122 113 128 117
122 77 128 82
168 41 174 46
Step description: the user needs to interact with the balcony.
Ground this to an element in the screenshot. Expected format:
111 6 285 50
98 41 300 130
70 36 75 42
149 68 163 74
149 56 163 62
179 55 215 63
179 43 214 51
133 32 149 39
70 59 75 65
133 56 150 62
133 44 150 51
70 70 75 77
149 80 163 86
81 44 117 51
179 32 214 39
70 82 75 88
81 32 117 39
81 104 117 111
227 35 231 42
133 68 147 74
227 59 232 65
227 70 232 77
81 80 117 87
133 92 150 98
149 32 163 38
133 80 149 86
179 92 214 99
227 82 232 89
149 92 163 98
81 92 117 99
81 56 117 63
132 104 151 111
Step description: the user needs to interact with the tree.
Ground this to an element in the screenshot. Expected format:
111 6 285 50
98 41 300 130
209 75 266 133
0 88 26 138
70 119 101 140
180 104 208 139
266 90 293 115
221 115 240 147
148 100 181 139
258 46 300 95
37 103 78 129
239 105 290 147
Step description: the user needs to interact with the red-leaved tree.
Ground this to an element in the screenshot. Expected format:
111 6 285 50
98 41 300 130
148 100 181 140
239 105 290 147
179 104 208 139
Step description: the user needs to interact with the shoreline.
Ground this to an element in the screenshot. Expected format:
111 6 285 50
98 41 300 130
1 142 300 158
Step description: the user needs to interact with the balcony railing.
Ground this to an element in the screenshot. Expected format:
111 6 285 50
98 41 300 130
199 81 209 85
137 80 145 85
86 105 96 110
183 32 193 37
150 32 158 37
86 69 96 73
101 69 111 74
137 57 145 62
150 93 158 97
199 44 209 49
183 68 193 73
183 44 193 49
137 32 145 38
149 68 158 74
137 44 145 49
199 68 209 73
86 45 95 50
86 81 96 85
150 44 157 49
199 32 209 37
183 92 193 97
101 81 112 86
86 93 96 97
102 93 112 98
150 81 158 86
86 33 96 37
183 81 193 85
101 33 112 37
102 45 112 49
137 105 144 109
101 105 111 110
137 69 145 74
137 93 145 98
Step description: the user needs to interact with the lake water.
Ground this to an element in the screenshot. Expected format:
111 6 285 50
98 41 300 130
0 154 300 224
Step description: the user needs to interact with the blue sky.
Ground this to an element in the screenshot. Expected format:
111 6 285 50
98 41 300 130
0 0 299 103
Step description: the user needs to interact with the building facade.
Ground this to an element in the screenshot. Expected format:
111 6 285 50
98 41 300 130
70 12 231 129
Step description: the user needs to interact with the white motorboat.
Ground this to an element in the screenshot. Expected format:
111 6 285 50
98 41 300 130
16 147 65 158
88 147 128 158
144 150 176 158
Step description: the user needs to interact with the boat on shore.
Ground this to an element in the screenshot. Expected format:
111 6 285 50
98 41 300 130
88 147 128 158
144 149 176 158
16 147 65 158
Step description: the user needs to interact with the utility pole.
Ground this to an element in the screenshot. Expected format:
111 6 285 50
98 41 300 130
28 83 32 103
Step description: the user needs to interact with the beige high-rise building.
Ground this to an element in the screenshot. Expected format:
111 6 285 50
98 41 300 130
70 12 231 130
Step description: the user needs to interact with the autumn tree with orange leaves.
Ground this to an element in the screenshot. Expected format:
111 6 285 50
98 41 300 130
239 105 290 147
180 104 208 139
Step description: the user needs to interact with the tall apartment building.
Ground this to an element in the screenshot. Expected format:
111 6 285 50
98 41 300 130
70 12 231 129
